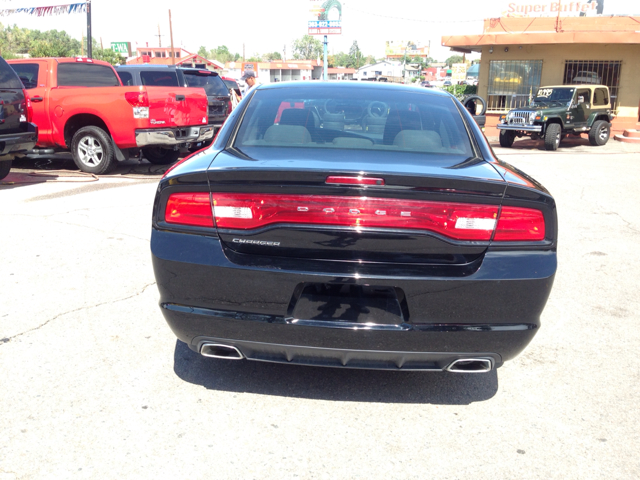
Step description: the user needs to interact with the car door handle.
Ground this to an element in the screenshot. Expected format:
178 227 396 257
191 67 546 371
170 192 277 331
31 96 44 102
175 95 185 101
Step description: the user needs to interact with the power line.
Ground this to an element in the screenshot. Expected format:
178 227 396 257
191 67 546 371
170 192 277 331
348 7 485 24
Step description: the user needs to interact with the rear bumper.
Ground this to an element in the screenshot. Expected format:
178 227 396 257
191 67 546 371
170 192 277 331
0 123 38 157
151 230 556 370
135 125 214 147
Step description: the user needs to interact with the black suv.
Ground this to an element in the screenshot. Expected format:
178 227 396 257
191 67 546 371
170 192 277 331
0 56 38 180
116 65 230 146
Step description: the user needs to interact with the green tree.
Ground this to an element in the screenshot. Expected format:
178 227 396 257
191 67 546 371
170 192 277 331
348 40 361 69
197 46 209 58
263 51 282 61
445 55 464 67
292 35 322 60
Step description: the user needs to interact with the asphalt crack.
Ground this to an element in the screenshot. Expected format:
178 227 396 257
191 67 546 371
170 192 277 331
0 282 157 345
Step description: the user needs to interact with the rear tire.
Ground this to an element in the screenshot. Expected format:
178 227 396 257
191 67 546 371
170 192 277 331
142 147 181 165
588 120 610 146
0 160 11 181
499 130 516 148
70 126 117 174
544 123 561 151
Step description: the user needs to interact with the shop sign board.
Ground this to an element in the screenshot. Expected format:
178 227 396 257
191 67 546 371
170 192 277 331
110 42 132 56
385 40 430 59
502 0 633 17
309 0 342 35
451 63 467 83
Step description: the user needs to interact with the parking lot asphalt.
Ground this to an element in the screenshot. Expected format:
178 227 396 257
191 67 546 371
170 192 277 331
1 142 639 479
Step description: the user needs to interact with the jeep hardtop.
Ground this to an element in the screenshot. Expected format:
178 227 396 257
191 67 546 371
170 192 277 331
497 84 613 150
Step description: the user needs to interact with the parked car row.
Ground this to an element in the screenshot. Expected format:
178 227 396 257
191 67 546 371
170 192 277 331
0 56 237 178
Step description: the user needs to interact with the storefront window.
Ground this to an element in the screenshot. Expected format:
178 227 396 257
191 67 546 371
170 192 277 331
487 60 543 112
563 60 621 112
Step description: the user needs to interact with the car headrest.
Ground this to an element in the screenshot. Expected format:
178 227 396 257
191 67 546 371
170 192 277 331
393 130 442 151
264 125 311 144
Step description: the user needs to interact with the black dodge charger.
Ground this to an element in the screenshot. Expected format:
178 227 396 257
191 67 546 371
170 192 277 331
151 82 557 373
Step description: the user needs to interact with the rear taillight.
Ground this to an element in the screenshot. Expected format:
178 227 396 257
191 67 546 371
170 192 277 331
211 194 500 241
165 193 214 227
228 100 233 113
125 90 149 119
21 89 33 123
494 206 545 241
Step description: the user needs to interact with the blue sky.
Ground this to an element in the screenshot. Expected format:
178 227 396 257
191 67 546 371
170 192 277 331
0 0 637 61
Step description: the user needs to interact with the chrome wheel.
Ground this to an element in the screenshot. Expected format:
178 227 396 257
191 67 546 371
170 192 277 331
599 125 609 141
77 135 104 168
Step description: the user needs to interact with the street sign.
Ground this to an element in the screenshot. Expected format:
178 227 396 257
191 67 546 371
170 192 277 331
309 0 342 36
308 28 342 35
110 42 131 57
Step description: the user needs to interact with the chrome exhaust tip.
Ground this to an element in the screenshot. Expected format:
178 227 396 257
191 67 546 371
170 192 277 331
446 358 493 373
200 343 244 360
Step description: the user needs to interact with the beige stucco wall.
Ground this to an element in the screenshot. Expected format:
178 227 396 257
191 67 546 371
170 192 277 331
477 44 640 120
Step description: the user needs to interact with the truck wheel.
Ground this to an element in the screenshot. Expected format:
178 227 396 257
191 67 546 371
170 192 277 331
499 130 516 148
71 126 116 174
589 120 610 146
142 147 181 165
544 123 561 151
0 160 11 181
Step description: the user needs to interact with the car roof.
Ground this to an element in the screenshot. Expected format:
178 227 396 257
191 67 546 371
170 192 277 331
255 81 452 98
116 65 218 75
541 84 608 89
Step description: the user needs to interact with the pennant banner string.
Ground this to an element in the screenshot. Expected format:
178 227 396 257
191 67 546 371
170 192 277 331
0 3 87 17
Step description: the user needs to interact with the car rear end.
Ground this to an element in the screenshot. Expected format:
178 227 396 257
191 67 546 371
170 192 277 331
151 83 557 373
128 86 212 149
0 56 38 179
180 69 230 134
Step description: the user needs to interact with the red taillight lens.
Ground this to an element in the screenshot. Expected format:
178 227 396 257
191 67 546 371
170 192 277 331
228 101 233 113
494 206 545 241
326 176 385 186
125 90 149 107
165 193 214 227
212 194 500 241
21 89 33 123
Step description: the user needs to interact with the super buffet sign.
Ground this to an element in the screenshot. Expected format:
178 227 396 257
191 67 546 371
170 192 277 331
506 1 599 15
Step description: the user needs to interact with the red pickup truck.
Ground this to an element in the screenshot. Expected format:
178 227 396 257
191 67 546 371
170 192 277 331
8 57 212 173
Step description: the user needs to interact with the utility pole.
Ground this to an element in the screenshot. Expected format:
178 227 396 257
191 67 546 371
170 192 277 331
323 35 328 81
169 10 176 65
100 37 103 50
156 25 162 47
86 0 92 58
243 43 245 62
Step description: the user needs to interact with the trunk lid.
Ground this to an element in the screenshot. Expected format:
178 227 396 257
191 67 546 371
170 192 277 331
144 86 208 128
207 148 506 265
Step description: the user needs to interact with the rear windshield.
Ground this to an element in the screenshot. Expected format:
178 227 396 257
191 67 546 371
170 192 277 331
183 72 228 96
0 58 24 89
234 86 473 157
9 62 39 89
58 63 121 87
141 70 180 87
223 79 238 90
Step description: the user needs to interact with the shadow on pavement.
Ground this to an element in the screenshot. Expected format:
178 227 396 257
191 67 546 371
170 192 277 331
173 340 499 405
1 154 174 190
490 135 592 151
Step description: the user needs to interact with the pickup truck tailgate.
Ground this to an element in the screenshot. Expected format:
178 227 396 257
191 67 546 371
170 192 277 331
146 87 208 128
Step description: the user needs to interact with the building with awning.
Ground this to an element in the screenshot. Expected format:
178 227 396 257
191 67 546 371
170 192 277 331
442 15 640 134
225 60 323 83
127 47 222 71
